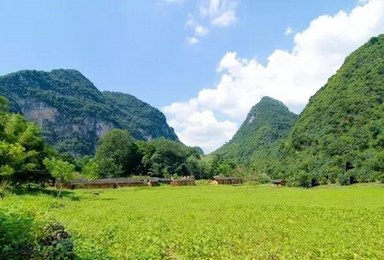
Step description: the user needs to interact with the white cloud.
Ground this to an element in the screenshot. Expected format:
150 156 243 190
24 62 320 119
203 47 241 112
285 26 294 36
200 0 238 26
211 10 236 27
164 104 238 152
185 0 239 44
164 0 384 153
186 36 199 45
195 25 210 36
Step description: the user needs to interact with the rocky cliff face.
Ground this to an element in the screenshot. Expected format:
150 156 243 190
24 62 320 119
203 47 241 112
0 69 179 156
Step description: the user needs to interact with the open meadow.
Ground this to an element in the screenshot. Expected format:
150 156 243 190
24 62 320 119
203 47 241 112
1 184 384 259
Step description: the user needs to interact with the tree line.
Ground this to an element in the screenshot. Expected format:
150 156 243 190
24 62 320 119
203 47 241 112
0 96 239 191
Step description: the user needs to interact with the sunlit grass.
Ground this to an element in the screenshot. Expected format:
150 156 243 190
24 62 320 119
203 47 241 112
2 184 384 259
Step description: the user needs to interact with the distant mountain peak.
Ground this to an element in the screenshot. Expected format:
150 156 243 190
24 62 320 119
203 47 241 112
0 69 179 155
282 33 384 184
212 96 297 164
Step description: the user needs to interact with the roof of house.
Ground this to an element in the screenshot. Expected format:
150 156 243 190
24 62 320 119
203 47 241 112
272 179 285 183
213 176 242 180
68 178 146 185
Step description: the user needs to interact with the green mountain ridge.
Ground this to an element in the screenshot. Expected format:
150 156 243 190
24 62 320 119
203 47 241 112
213 96 297 164
0 69 179 156
281 34 384 185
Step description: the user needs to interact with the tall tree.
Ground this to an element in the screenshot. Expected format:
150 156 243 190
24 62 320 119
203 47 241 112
43 157 75 197
94 129 140 178
0 101 52 185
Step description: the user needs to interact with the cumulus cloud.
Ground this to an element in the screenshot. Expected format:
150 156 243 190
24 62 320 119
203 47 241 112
165 0 384 153
164 103 238 152
185 0 238 44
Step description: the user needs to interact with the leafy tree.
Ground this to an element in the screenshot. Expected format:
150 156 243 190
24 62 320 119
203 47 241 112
209 155 236 177
0 105 52 185
82 159 100 182
43 157 75 197
146 138 200 177
94 129 140 178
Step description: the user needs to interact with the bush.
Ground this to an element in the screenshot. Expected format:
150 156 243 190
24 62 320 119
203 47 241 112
37 222 75 259
295 171 317 188
0 208 75 259
338 171 358 186
0 209 37 258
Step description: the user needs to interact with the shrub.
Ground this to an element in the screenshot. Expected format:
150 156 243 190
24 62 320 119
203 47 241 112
0 208 75 259
36 222 75 259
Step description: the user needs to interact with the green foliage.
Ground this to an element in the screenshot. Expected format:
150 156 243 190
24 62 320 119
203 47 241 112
0 69 179 156
43 157 75 196
95 129 140 178
81 159 100 181
282 34 384 186
0 208 75 259
43 158 75 183
0 105 52 185
0 208 37 258
0 96 9 112
2 185 384 259
103 91 179 143
38 222 75 259
208 154 236 177
136 138 206 178
211 97 297 179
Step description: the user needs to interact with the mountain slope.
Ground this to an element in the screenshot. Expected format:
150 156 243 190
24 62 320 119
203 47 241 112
282 34 384 184
102 91 178 142
213 96 297 164
0 69 179 155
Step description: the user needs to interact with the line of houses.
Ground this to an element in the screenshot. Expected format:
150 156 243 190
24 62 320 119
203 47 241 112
63 176 244 190
62 176 286 190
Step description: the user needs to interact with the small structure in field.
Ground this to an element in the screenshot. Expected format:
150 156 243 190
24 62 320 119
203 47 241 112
64 178 147 190
151 178 173 185
147 179 160 187
210 180 218 185
272 179 286 186
170 177 196 186
212 176 243 185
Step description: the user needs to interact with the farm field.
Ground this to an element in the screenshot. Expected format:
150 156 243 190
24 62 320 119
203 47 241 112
2 184 384 259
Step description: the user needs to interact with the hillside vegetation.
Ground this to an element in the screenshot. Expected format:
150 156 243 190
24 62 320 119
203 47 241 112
281 35 384 186
214 96 297 164
0 69 178 155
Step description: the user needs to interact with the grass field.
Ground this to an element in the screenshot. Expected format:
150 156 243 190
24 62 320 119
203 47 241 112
2 184 384 259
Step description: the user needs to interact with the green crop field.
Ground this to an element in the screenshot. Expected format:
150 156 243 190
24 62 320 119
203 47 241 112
1 184 384 259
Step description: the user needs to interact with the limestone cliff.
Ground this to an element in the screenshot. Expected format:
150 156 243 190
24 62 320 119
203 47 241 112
0 69 179 155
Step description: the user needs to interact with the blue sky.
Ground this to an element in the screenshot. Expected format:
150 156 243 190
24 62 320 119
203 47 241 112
0 0 355 105
1 0 383 152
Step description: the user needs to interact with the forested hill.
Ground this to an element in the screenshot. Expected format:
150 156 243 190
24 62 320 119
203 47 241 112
0 69 179 156
213 96 297 164
281 34 384 185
